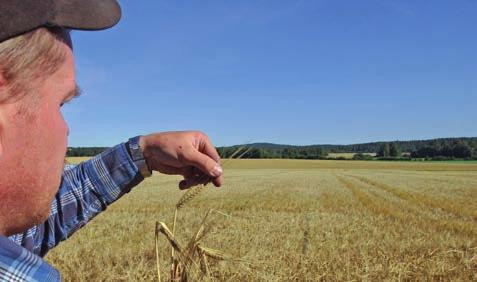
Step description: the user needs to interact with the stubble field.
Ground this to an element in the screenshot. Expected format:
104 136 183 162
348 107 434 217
47 159 477 281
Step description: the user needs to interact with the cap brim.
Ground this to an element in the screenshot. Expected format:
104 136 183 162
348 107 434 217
51 0 121 31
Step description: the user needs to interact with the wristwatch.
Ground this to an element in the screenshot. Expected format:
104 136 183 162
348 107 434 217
127 136 152 178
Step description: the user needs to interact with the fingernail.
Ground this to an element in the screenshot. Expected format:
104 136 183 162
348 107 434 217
211 164 223 177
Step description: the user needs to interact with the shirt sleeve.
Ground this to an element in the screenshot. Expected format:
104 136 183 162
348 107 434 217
9 143 144 257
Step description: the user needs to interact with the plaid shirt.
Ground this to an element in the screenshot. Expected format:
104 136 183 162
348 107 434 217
1 143 143 282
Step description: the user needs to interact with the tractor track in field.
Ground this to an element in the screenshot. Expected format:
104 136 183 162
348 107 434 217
333 174 477 238
334 174 412 220
345 174 477 222
373 170 477 180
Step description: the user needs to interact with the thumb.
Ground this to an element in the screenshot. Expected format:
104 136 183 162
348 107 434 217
179 149 223 177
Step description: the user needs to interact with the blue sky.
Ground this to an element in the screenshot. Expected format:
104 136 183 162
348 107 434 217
63 0 477 147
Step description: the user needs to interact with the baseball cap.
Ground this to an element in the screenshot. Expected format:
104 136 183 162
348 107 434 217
0 0 121 43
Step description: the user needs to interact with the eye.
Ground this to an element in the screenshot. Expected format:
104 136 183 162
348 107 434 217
61 98 72 108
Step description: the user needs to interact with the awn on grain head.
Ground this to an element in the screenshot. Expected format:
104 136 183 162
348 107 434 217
155 145 254 281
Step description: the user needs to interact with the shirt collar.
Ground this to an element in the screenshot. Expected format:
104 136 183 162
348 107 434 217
0 236 60 281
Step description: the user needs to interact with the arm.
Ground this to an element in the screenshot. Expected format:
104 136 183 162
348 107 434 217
10 131 223 257
9 142 143 257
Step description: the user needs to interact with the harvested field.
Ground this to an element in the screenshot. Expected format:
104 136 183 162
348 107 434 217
46 160 477 281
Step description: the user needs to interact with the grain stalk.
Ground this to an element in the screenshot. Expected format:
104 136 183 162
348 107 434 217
159 145 252 281
156 209 242 281
155 222 162 282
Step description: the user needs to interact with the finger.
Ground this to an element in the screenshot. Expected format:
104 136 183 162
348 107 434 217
155 164 187 176
179 174 210 190
183 166 195 179
179 148 223 178
179 180 191 190
179 175 198 190
191 165 222 187
199 135 221 163
191 164 222 187
212 174 223 187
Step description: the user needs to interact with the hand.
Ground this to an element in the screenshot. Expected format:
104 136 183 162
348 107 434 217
139 131 223 189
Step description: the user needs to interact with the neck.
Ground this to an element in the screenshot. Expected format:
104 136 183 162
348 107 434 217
0 211 5 236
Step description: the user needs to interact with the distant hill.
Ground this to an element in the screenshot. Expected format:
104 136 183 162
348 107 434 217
243 137 477 153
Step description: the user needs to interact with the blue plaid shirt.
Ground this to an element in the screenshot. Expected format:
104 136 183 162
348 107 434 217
1 142 143 281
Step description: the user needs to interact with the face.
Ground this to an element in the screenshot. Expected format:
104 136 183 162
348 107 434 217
0 37 78 236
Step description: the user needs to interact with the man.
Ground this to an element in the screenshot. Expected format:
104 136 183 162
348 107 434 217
0 1 223 280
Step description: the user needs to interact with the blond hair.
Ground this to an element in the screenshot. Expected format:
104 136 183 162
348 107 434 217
0 27 69 104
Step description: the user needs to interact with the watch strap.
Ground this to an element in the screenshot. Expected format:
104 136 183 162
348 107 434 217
128 136 152 178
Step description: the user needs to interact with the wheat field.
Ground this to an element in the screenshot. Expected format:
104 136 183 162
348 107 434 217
46 159 477 281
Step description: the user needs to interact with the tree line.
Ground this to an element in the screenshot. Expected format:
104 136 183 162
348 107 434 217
410 140 475 160
216 146 326 160
67 137 477 160
67 147 108 157
216 138 477 160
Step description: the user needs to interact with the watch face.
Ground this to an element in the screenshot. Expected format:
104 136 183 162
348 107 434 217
129 137 144 160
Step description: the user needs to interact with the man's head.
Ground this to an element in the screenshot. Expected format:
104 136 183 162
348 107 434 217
0 27 77 236
0 0 121 236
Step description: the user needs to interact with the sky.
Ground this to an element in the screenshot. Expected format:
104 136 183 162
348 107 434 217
63 0 477 147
